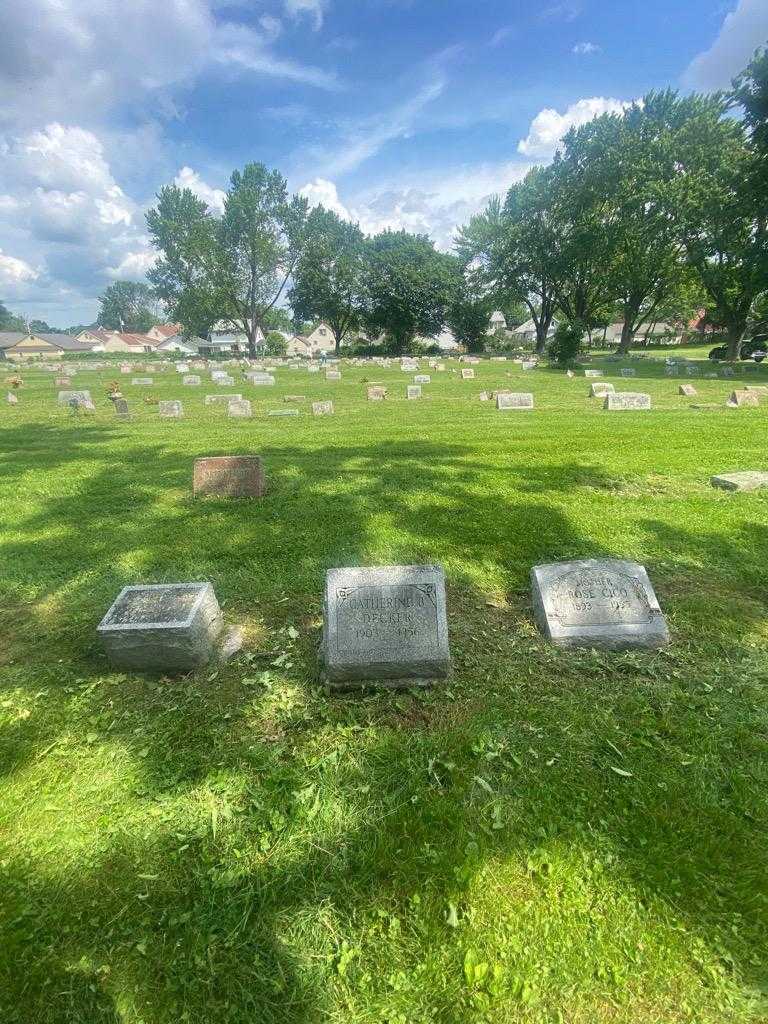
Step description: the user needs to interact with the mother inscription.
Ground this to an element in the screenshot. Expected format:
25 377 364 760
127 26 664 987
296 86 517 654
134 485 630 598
531 558 669 649
322 564 450 688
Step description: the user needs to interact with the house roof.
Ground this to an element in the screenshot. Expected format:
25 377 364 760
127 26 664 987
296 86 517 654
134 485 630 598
152 323 183 338
0 331 93 352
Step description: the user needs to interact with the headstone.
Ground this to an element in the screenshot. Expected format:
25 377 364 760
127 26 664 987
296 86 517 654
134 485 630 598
604 392 651 411
283 395 306 402
7 392 18 404
97 582 225 672
158 400 183 419
461 368 475 380
183 375 201 386
743 385 768 394
114 398 130 418
176 363 190 373
307 365 320 374
711 471 768 492
620 368 636 378
407 385 422 400
228 398 253 418
531 558 669 649
589 382 615 398
435 363 446 371
566 369 574 378
584 369 601 378
132 378 153 386
211 370 228 381
216 375 236 386
193 455 266 498
325 370 341 381
268 409 299 416
679 384 697 397
247 373 275 385
497 392 533 410
414 375 430 384
58 389 92 406
521 360 537 370
312 400 334 416
478 391 490 402
367 386 387 401
55 377 71 387
726 389 759 408
205 393 243 406
321 564 451 687
120 364 132 374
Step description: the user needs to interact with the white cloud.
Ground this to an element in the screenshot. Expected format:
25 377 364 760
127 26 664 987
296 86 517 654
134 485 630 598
284 0 326 31
299 178 353 220
684 0 768 90
517 96 631 158
489 25 516 47
174 166 227 215
0 0 340 129
540 2 582 22
107 249 157 280
573 41 601 55
0 250 37 287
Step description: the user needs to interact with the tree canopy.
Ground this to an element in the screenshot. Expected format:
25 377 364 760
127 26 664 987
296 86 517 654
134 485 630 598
97 281 162 333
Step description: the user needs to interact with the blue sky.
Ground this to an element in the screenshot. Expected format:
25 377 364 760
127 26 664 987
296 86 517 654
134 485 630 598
0 0 766 326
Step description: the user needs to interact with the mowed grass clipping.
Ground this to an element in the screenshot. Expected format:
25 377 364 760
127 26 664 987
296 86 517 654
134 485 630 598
1 354 767 1024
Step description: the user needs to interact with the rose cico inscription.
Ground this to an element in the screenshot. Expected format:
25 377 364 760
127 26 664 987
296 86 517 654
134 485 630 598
531 558 669 649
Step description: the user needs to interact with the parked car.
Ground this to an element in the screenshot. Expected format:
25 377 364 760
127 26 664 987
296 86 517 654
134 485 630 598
708 336 767 362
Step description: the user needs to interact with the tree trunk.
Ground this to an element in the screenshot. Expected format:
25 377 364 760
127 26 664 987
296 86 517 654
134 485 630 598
726 322 745 361
616 320 635 356
534 313 553 355
334 330 342 356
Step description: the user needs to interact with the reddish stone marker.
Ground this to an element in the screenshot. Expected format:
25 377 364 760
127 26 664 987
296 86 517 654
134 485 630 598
193 456 266 498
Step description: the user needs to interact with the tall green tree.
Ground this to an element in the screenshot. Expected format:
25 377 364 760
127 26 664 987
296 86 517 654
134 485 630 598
456 171 560 356
97 281 161 333
147 163 310 357
664 90 768 360
361 230 458 354
289 207 366 355
0 301 25 332
446 273 492 352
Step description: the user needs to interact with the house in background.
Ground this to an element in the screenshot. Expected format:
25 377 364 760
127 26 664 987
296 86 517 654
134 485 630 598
0 332 95 360
487 310 508 335
292 322 336 357
146 323 183 344
509 318 558 346
200 320 264 356
154 333 197 355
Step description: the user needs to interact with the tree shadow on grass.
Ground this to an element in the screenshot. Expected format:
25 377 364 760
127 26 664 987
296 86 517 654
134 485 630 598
1 434 768 1019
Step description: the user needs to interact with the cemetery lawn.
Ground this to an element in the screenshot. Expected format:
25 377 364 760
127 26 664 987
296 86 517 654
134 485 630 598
2 356 768 1024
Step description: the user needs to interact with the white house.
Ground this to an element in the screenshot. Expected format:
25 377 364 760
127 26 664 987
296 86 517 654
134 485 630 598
509 318 558 345
146 323 183 344
203 320 265 355
487 310 508 334
154 334 197 355
295 322 336 356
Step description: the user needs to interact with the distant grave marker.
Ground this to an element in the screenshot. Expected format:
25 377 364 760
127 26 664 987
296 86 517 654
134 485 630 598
496 392 533 410
679 384 697 397
193 455 265 498
367 386 387 401
159 400 183 418
321 564 451 688
620 368 636 378
183 375 201 386
247 373 276 385
461 368 475 380
205 393 243 406
414 374 430 384
531 558 669 650
325 370 342 381
407 385 422 400
604 392 651 411
55 377 71 387
711 471 768 492
114 398 130 418
228 398 253 418
727 389 759 408
58 389 91 406
268 408 299 416
584 369 601 378
132 378 153 386
589 382 614 397
312 400 334 416
7 392 18 404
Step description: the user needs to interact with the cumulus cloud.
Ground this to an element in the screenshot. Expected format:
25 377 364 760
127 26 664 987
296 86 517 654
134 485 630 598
573 41 601 55
517 96 631 158
299 178 353 220
0 0 339 128
284 0 326 31
683 0 768 89
107 249 158 280
174 166 227 214
0 250 38 288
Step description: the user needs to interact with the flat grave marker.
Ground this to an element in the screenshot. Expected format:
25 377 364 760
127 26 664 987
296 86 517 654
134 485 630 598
367 386 387 401
158 400 183 418
228 398 253 418
58 389 92 406
727 390 759 408
183 375 201 386
461 368 475 380
711 471 768 492
604 392 651 411
322 564 450 688
679 384 697 397
407 385 422 400
589 382 614 397
312 400 334 416
497 392 533 410
132 378 153 387
531 558 669 650
193 455 265 498
205 393 243 406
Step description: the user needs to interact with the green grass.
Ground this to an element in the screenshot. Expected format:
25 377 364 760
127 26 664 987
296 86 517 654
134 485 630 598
1 353 768 1024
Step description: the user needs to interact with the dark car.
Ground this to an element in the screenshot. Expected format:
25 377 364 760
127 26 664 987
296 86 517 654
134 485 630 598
709 336 767 362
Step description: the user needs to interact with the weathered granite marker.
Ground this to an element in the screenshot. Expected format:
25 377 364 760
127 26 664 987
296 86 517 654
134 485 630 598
497 392 534 410
711 471 768 492
97 582 231 672
531 558 669 649
679 384 697 397
312 400 334 416
726 390 759 408
589 382 614 397
407 385 422 399
228 398 253 417
604 392 651 411
321 564 451 688
58 389 92 406
193 455 266 498
159 400 183 418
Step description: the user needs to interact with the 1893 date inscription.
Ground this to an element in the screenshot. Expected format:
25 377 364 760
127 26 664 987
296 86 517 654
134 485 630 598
550 569 652 627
